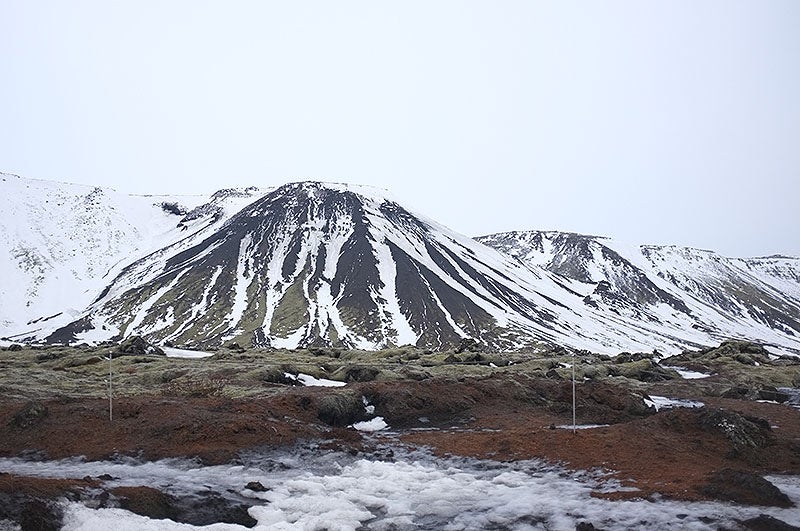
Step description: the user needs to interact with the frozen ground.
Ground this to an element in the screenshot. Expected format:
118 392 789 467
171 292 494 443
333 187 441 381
2 445 799 530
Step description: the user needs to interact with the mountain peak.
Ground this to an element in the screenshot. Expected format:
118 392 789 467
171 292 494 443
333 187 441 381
4 177 799 356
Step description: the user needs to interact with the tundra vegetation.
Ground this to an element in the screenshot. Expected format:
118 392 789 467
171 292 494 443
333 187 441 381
2 338 800 529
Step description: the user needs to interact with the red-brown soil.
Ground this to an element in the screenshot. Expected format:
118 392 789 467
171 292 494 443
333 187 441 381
2 376 799 505
402 395 800 502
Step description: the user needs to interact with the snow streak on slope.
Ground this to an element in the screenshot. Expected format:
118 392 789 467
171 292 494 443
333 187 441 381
478 231 800 355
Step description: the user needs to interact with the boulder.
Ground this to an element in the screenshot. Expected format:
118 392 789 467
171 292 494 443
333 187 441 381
701 469 793 508
455 338 484 354
699 409 774 457
111 486 257 526
117 336 165 356
741 514 800 530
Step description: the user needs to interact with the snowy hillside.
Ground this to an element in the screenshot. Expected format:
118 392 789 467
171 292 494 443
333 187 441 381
0 173 267 338
43 182 608 350
3 175 799 355
477 230 800 354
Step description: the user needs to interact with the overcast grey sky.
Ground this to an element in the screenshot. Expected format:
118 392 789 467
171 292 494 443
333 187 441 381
2 1 798 257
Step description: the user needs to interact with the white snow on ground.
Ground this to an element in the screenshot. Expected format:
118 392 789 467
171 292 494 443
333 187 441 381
162 347 215 359
1 452 796 531
287 373 346 387
350 417 389 432
664 366 713 379
644 396 705 412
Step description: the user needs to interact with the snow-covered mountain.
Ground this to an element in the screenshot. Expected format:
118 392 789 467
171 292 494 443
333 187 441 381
3 174 799 354
39 182 626 351
0 173 267 338
477 231 800 354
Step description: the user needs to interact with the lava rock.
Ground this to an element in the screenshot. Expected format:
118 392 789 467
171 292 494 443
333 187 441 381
741 514 800 530
455 338 484 354
117 336 165 356
245 481 268 492
699 409 774 457
111 486 257 527
701 469 793 508
0 494 63 531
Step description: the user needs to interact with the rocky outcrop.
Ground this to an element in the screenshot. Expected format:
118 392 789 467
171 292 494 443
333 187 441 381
117 336 165 356
663 340 773 367
111 486 257 527
701 469 793 507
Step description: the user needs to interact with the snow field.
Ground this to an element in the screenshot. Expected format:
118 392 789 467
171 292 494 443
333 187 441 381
1 450 795 531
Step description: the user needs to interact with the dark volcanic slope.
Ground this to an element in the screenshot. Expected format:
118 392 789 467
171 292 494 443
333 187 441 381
54 183 594 350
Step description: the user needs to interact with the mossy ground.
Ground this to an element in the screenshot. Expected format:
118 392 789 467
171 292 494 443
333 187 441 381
1 341 798 403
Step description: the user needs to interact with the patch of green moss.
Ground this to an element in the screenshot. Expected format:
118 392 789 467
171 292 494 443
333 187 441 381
270 274 310 338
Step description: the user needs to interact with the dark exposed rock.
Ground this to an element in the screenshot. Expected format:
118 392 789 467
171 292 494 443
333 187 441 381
255 367 299 386
576 523 602 531
546 369 563 380
159 202 186 216
117 336 165 356
7 343 23 352
111 486 257 527
701 469 793 507
0 492 64 531
245 481 268 492
741 514 800 530
9 402 48 429
757 387 790 403
455 338 484 354
225 342 246 353
614 351 654 363
720 385 790 403
699 409 774 457
44 315 95 345
19 497 63 531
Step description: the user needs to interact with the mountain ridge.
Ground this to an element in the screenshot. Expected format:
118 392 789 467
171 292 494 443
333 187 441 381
2 174 799 355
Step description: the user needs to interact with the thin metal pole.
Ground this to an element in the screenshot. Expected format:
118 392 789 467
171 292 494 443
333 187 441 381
572 351 576 434
108 352 113 421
